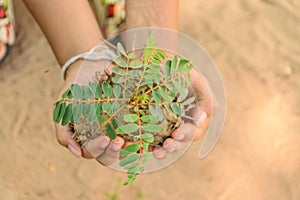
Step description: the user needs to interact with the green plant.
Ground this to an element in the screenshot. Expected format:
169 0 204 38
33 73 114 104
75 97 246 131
53 35 197 185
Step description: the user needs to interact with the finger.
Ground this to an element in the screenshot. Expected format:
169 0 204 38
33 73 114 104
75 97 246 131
55 123 82 157
82 135 110 159
96 136 124 166
153 146 167 159
163 138 185 153
171 122 197 142
190 68 212 115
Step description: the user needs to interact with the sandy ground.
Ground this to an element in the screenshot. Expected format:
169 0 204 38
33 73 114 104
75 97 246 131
1 0 300 199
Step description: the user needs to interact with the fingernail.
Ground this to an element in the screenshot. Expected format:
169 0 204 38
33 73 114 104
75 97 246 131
68 144 81 157
174 130 185 140
196 112 207 126
100 137 110 149
154 149 165 159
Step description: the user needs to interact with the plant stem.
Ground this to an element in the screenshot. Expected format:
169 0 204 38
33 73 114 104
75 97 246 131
142 73 187 96
135 102 143 155
60 98 129 104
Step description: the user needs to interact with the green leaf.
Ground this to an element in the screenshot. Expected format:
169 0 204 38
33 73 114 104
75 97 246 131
119 154 139 167
128 52 136 59
164 104 176 117
146 35 156 48
62 89 70 99
158 87 173 102
111 118 120 129
141 115 159 123
171 103 184 116
142 143 149 151
156 49 167 59
82 86 93 99
144 74 160 81
133 135 140 141
150 58 160 65
88 82 102 99
123 91 131 98
148 63 160 70
112 76 125 84
94 102 102 114
88 105 97 122
116 124 139 134
113 57 127 68
144 48 152 63
83 103 91 114
178 88 189 102
152 89 162 105
112 67 126 75
117 42 127 57
129 60 143 69
57 102 66 123
178 59 189 73
149 105 164 121
164 60 171 80
120 144 140 157
128 70 142 77
53 102 63 123
139 110 145 116
142 133 154 143
113 85 121 98
97 115 105 123
142 124 163 132
111 101 119 113
102 101 111 114
182 97 196 105
105 124 117 140
172 80 184 94
171 56 178 77
102 82 112 98
146 68 160 75
123 114 138 122
71 84 83 99
141 152 153 160
165 83 174 91
73 103 83 123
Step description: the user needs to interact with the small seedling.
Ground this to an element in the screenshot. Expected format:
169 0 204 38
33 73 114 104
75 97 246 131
53 35 197 185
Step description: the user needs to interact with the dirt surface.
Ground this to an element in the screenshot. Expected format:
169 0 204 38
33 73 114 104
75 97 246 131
1 1 300 199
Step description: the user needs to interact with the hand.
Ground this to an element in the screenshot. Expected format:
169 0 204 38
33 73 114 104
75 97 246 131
153 68 212 158
55 60 125 166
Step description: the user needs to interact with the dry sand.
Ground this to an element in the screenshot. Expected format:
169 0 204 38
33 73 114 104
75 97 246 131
0 0 300 199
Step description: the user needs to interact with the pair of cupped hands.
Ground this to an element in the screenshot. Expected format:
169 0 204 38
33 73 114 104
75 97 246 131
55 57 211 166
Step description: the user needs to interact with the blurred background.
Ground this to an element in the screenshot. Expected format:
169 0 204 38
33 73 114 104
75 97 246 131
0 0 300 199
